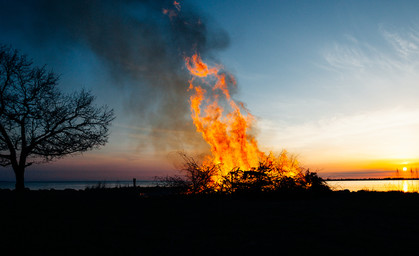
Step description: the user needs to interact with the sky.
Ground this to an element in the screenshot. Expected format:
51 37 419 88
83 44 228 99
1 0 419 180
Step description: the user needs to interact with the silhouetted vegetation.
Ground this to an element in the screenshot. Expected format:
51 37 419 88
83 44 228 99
160 152 330 196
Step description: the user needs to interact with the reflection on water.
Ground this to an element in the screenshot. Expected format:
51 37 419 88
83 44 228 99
327 180 419 192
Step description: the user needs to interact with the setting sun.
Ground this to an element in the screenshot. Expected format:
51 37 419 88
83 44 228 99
403 167 408 171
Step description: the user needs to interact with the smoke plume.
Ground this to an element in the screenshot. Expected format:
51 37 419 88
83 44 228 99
0 0 230 153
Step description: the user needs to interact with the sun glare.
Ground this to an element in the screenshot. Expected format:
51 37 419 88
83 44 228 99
403 181 409 193
403 167 408 171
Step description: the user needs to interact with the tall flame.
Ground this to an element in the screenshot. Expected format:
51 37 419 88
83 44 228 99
158 2 303 192
185 54 266 178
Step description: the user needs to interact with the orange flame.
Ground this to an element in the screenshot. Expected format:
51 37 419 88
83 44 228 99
185 54 266 180
159 3 304 191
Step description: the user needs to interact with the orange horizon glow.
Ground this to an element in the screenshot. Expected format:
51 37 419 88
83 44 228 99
308 157 419 178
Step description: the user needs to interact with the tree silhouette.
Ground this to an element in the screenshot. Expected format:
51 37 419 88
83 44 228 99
0 45 115 191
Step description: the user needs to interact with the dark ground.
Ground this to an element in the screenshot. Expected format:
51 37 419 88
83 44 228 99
1 188 419 255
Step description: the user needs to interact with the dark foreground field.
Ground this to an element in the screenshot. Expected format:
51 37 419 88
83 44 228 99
1 188 419 255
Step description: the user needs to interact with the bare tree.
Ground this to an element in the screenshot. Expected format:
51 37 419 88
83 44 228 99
0 45 115 191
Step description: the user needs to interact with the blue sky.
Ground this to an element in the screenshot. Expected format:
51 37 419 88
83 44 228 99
1 0 419 180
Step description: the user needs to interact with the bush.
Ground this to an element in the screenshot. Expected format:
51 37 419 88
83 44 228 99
161 152 331 195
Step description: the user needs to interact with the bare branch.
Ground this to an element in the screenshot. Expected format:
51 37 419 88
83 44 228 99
0 45 115 190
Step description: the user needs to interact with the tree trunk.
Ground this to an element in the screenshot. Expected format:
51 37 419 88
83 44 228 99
14 167 25 191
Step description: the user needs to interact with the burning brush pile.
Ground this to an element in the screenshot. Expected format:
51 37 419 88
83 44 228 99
156 1 329 195
161 54 329 195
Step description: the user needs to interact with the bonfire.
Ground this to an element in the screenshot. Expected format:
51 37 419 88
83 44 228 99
182 54 323 193
163 1 328 194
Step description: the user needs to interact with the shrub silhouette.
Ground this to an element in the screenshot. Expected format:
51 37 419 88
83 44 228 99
163 152 330 195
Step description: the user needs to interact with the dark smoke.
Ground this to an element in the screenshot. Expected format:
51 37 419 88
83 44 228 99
0 0 230 152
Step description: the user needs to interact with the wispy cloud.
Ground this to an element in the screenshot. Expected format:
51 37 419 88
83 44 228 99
323 42 373 71
322 25 419 75
259 107 419 164
380 25 419 58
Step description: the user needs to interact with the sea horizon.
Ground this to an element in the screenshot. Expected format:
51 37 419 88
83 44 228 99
2 179 419 192
0 180 159 190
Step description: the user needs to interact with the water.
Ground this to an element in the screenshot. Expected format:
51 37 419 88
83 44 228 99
0 180 159 190
327 180 419 192
2 179 418 192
